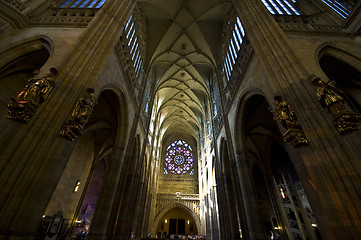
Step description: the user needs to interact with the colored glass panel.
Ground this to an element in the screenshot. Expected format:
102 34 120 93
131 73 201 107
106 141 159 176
164 140 194 175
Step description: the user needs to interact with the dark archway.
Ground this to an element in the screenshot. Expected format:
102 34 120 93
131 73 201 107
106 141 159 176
156 207 199 237
241 94 320 240
319 55 361 113
0 48 50 127
42 89 121 239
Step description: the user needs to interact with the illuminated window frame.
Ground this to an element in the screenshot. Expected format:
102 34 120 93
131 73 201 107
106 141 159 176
222 17 246 81
61 0 107 8
260 0 300 15
321 0 355 19
124 15 144 78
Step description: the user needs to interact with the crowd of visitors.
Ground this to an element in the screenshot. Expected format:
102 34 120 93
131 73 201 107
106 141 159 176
152 234 206 240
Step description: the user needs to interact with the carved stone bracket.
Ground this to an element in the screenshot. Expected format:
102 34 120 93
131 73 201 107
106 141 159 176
311 77 360 134
282 129 309 148
333 112 361 134
7 71 56 123
273 96 308 148
4 0 26 12
59 88 96 141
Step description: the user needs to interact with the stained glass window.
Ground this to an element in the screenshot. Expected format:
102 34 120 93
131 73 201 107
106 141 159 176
165 140 194 175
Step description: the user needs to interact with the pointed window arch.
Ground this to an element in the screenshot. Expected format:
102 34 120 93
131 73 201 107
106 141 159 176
164 140 194 175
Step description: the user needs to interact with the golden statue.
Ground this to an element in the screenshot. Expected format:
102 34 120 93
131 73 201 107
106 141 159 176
21 73 54 105
273 96 308 147
312 77 360 134
312 77 347 116
273 96 301 130
59 88 96 141
7 71 55 123
69 88 95 125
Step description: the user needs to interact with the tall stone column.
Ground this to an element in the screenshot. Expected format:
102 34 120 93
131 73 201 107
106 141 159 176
86 146 126 240
0 0 136 239
235 151 265 239
232 1 361 239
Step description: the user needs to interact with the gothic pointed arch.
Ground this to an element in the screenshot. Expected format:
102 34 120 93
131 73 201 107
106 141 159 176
317 45 361 113
152 202 201 235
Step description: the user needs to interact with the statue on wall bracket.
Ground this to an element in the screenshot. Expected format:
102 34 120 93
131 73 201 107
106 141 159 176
273 96 308 148
7 70 56 123
59 88 96 141
311 77 360 134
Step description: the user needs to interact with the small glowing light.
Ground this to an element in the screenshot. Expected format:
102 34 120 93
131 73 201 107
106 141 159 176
188 220 190 224
165 219 167 223
312 223 317 227
75 220 82 223
280 188 286 199
42 215 45 218
274 226 282 230
73 180 80 192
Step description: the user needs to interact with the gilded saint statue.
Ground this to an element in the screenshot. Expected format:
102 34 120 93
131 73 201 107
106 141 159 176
7 71 55 123
59 88 96 141
69 88 96 125
312 77 347 116
273 96 301 130
273 96 308 147
312 77 360 134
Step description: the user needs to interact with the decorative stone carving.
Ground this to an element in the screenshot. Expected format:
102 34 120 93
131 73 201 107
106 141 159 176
312 77 360 134
273 96 308 148
7 71 55 123
156 193 200 220
59 88 96 141
4 0 26 11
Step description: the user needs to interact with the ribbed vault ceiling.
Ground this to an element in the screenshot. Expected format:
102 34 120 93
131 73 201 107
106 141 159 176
140 0 230 140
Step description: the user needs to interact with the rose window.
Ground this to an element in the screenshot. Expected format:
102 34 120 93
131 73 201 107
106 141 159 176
164 140 194 175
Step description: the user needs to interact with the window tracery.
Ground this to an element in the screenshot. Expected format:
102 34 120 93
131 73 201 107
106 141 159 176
164 140 194 175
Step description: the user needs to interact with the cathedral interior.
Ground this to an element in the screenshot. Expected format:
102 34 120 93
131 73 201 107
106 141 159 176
1 0 361 239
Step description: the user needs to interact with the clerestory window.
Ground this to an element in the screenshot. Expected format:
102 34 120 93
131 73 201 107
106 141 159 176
321 0 357 19
60 0 107 8
260 0 300 15
222 17 246 81
124 15 144 78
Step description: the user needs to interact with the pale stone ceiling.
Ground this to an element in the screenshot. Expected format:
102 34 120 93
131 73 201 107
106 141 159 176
140 0 230 142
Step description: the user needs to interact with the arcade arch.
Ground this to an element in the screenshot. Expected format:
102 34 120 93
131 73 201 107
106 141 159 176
153 203 201 237
235 94 320 240
43 88 127 236
318 48 361 113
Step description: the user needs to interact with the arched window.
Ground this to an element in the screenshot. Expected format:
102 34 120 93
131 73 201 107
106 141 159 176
164 140 194 175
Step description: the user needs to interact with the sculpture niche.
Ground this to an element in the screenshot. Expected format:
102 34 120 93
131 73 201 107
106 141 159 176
7 71 56 123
